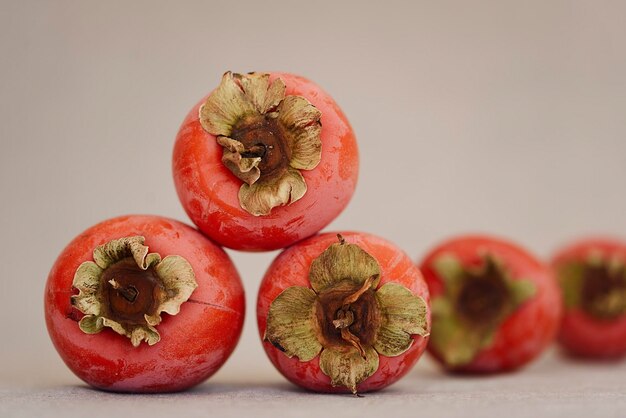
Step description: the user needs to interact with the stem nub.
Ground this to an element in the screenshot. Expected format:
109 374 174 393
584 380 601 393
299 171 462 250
100 258 163 325
319 275 378 359
231 116 291 179
108 279 138 303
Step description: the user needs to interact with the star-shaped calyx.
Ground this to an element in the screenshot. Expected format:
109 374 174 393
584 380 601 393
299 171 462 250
71 236 197 347
199 72 322 216
557 251 626 320
429 253 536 367
264 235 429 394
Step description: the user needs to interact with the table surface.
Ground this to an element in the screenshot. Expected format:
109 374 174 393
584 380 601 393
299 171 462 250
2 350 624 418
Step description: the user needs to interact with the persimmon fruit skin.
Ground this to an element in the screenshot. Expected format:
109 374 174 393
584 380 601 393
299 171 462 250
44 215 245 393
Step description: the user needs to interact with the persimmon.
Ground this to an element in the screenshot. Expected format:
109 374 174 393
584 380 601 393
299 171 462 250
420 235 561 373
552 237 626 359
173 72 359 251
257 232 430 394
44 215 245 392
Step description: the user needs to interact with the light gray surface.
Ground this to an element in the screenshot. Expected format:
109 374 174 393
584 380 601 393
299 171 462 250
1 1 626 416
2 352 626 418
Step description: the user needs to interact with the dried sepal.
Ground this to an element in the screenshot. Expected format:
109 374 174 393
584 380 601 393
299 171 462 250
429 298 495 367
238 167 307 216
78 315 160 347
264 286 322 361
217 136 262 185
70 236 197 347
77 315 104 334
374 283 429 356
153 255 198 316
199 72 256 136
278 95 322 130
308 238 381 294
92 236 160 271
319 345 379 394
278 96 322 171
287 122 322 170
71 262 104 316
199 71 322 216
128 324 160 347
236 72 286 114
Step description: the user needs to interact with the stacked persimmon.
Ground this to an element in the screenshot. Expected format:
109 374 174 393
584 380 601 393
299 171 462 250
44 72 626 394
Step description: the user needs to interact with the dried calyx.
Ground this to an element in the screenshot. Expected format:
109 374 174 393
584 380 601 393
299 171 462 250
71 236 197 347
430 253 536 367
199 72 322 216
559 252 626 320
264 235 429 394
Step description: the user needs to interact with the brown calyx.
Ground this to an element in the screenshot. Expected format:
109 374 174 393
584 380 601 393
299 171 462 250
315 276 380 358
230 115 291 180
456 265 510 327
100 258 165 326
581 263 626 319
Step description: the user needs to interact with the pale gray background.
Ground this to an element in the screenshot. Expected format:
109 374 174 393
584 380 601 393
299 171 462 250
1 0 625 416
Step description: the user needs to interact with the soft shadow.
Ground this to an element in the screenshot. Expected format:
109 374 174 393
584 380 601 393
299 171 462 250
58 382 244 397
557 347 626 365
191 380 303 395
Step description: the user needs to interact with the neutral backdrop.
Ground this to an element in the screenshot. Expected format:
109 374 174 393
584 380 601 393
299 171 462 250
1 1 625 416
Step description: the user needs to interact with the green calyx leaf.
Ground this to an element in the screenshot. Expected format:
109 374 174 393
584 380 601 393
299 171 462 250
71 236 197 347
433 253 465 287
319 345 379 394
374 283 429 356
429 253 536 367
308 236 381 294
557 262 585 309
429 297 496 367
508 277 538 306
558 253 626 319
264 286 322 362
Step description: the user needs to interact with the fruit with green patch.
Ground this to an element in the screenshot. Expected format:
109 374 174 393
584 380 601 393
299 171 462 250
420 235 561 372
552 237 626 359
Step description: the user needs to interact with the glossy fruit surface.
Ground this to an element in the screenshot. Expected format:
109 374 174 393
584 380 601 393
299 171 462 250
173 72 359 251
420 235 561 373
552 237 626 359
44 215 245 392
257 232 430 394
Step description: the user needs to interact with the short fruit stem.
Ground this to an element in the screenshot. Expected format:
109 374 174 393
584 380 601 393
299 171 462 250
108 279 139 303
332 275 376 359
240 144 267 159
336 234 347 245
